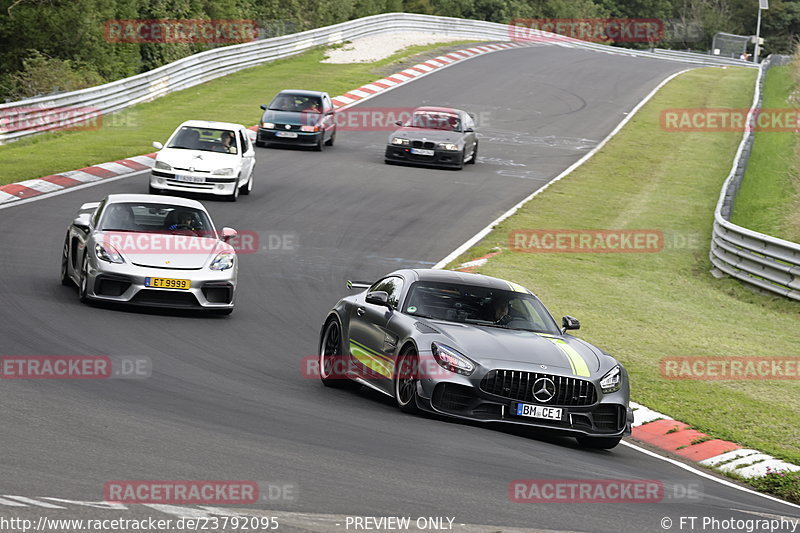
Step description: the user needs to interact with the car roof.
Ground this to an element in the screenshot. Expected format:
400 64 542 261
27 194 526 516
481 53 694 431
179 120 243 130
392 269 533 294
414 106 465 116
277 90 326 97
105 194 207 211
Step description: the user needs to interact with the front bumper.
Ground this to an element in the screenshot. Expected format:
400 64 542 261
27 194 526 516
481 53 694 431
150 170 237 196
257 128 322 146
415 363 631 438
385 145 464 168
85 260 236 310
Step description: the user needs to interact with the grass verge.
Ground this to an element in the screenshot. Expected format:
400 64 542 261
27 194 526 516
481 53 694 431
0 40 479 185
446 66 800 500
731 61 800 243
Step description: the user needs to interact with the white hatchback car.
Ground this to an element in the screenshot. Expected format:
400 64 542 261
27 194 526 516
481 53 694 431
150 120 256 202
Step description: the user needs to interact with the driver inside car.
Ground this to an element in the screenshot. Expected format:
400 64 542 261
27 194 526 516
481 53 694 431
166 210 198 231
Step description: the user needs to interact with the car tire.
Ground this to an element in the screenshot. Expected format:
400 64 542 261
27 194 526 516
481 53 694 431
468 141 478 164
241 170 253 195
226 179 240 202
394 346 421 413
60 237 72 286
78 255 90 303
325 128 336 146
576 436 622 449
319 318 354 388
314 135 324 152
255 140 266 148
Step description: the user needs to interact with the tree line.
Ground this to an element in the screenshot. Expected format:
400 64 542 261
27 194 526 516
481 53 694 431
0 0 795 101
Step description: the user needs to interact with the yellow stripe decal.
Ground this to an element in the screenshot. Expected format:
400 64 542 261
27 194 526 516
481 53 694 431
546 338 591 377
350 341 393 378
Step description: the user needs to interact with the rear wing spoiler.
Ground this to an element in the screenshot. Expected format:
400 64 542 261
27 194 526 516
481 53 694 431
79 202 100 212
346 280 371 290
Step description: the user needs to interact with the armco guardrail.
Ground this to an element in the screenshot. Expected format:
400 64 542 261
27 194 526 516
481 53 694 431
0 13 756 144
710 55 800 301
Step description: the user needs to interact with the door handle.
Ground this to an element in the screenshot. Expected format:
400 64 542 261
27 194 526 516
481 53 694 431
356 307 366 317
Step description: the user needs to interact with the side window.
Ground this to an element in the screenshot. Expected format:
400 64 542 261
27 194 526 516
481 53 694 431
369 276 405 309
239 131 249 153
91 199 107 227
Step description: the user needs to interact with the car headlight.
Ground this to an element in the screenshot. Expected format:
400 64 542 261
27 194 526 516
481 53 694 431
391 137 410 146
95 243 124 264
300 125 319 132
431 342 475 376
209 251 235 271
212 168 234 176
600 365 622 393
154 161 172 171
438 143 459 151
262 122 275 129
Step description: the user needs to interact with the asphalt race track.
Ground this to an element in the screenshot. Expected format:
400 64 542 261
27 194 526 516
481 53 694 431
1 45 798 532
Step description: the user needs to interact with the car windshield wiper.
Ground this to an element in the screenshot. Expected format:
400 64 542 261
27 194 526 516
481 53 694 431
101 228 139 232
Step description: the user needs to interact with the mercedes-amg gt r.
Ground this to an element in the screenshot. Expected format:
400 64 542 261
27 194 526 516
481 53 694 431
318 269 631 449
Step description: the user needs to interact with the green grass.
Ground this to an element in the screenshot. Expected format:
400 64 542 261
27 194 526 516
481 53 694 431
0 40 479 185
447 67 800 471
732 65 800 243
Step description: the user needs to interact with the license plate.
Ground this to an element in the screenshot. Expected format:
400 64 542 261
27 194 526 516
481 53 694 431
276 131 298 138
410 148 435 156
145 277 190 290
514 403 563 420
175 175 205 183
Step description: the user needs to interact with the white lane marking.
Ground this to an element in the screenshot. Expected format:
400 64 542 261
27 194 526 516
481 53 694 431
0 169 149 211
620 441 800 510
431 67 693 270
142 504 213 518
41 497 128 510
0 497 28 507
1 495 66 508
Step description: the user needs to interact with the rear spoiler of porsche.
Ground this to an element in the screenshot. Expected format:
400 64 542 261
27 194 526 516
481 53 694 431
347 280 371 290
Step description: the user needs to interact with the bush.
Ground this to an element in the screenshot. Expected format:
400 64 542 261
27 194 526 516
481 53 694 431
3 50 105 100
748 468 800 504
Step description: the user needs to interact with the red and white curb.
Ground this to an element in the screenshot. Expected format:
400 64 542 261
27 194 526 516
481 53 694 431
0 42 527 207
630 402 799 477
0 154 155 205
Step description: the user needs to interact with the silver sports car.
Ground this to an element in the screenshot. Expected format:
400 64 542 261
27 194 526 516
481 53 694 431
319 269 632 449
60 194 238 314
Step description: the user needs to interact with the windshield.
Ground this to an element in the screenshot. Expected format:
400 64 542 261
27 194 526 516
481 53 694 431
166 126 238 154
409 111 461 132
99 202 214 236
268 94 322 113
403 281 560 334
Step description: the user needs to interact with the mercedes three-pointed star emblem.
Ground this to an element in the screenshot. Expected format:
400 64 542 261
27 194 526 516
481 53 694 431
532 377 556 403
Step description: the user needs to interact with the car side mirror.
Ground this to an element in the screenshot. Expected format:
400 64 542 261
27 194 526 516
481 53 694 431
394 120 403 126
465 127 474 133
73 213 91 232
260 104 268 110
562 315 580 331
221 227 237 242
152 141 163 150
366 291 391 307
